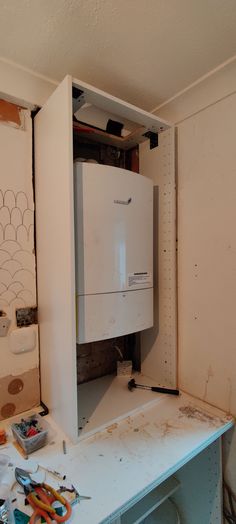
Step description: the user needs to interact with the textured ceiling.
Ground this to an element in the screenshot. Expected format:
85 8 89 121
1 0 236 110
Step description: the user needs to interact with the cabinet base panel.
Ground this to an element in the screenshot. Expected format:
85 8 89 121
77 373 164 440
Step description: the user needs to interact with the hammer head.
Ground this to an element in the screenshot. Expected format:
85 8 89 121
128 378 136 391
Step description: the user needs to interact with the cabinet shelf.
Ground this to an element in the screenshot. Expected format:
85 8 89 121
120 477 180 524
73 121 147 150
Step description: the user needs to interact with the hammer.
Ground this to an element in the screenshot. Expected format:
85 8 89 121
128 378 179 396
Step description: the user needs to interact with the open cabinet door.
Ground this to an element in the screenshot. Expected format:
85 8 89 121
34 75 78 442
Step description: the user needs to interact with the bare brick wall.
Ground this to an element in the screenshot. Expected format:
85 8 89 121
77 334 140 384
77 337 126 384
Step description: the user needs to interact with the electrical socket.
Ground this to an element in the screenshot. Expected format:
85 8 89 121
16 306 37 327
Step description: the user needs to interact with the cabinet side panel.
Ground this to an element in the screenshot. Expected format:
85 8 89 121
139 128 177 387
173 440 222 524
34 76 78 441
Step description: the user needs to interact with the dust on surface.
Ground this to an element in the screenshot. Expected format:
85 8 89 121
156 421 182 438
203 365 214 400
118 421 152 440
106 423 118 434
179 405 225 426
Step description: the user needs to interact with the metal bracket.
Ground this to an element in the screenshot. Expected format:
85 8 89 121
143 131 159 150
72 86 85 114
39 401 49 417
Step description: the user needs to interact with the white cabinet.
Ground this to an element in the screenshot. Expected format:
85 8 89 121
34 75 177 443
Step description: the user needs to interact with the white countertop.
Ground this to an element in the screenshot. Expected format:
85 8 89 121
0 391 233 524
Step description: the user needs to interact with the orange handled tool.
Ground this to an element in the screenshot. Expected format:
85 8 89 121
15 468 72 524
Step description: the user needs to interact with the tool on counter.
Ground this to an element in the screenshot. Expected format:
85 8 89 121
39 465 66 481
0 498 10 523
0 430 7 446
12 460 65 483
11 414 49 456
62 441 67 455
13 417 42 440
0 454 9 481
128 378 179 396
58 485 91 505
14 508 30 524
15 467 72 523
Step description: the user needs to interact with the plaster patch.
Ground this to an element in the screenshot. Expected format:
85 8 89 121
1 402 15 418
0 99 23 128
0 367 40 420
8 377 24 394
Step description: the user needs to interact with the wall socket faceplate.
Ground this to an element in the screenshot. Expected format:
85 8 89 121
9 326 36 354
0 316 11 337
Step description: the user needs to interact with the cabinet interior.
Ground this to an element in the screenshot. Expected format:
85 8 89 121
72 91 168 440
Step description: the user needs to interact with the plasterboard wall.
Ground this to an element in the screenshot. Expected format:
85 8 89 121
176 92 236 414
0 109 39 419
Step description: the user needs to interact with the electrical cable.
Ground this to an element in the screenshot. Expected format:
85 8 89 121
169 497 181 524
113 344 124 361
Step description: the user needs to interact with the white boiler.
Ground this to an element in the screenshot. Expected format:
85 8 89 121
74 162 153 343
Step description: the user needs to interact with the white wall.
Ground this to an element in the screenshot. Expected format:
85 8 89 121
154 56 236 124
0 112 38 375
177 91 236 414
0 109 40 418
0 58 57 420
0 58 56 108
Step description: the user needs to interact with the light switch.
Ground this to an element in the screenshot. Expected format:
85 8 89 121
9 326 36 354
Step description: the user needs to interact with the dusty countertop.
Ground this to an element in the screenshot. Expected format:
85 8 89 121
0 391 234 524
